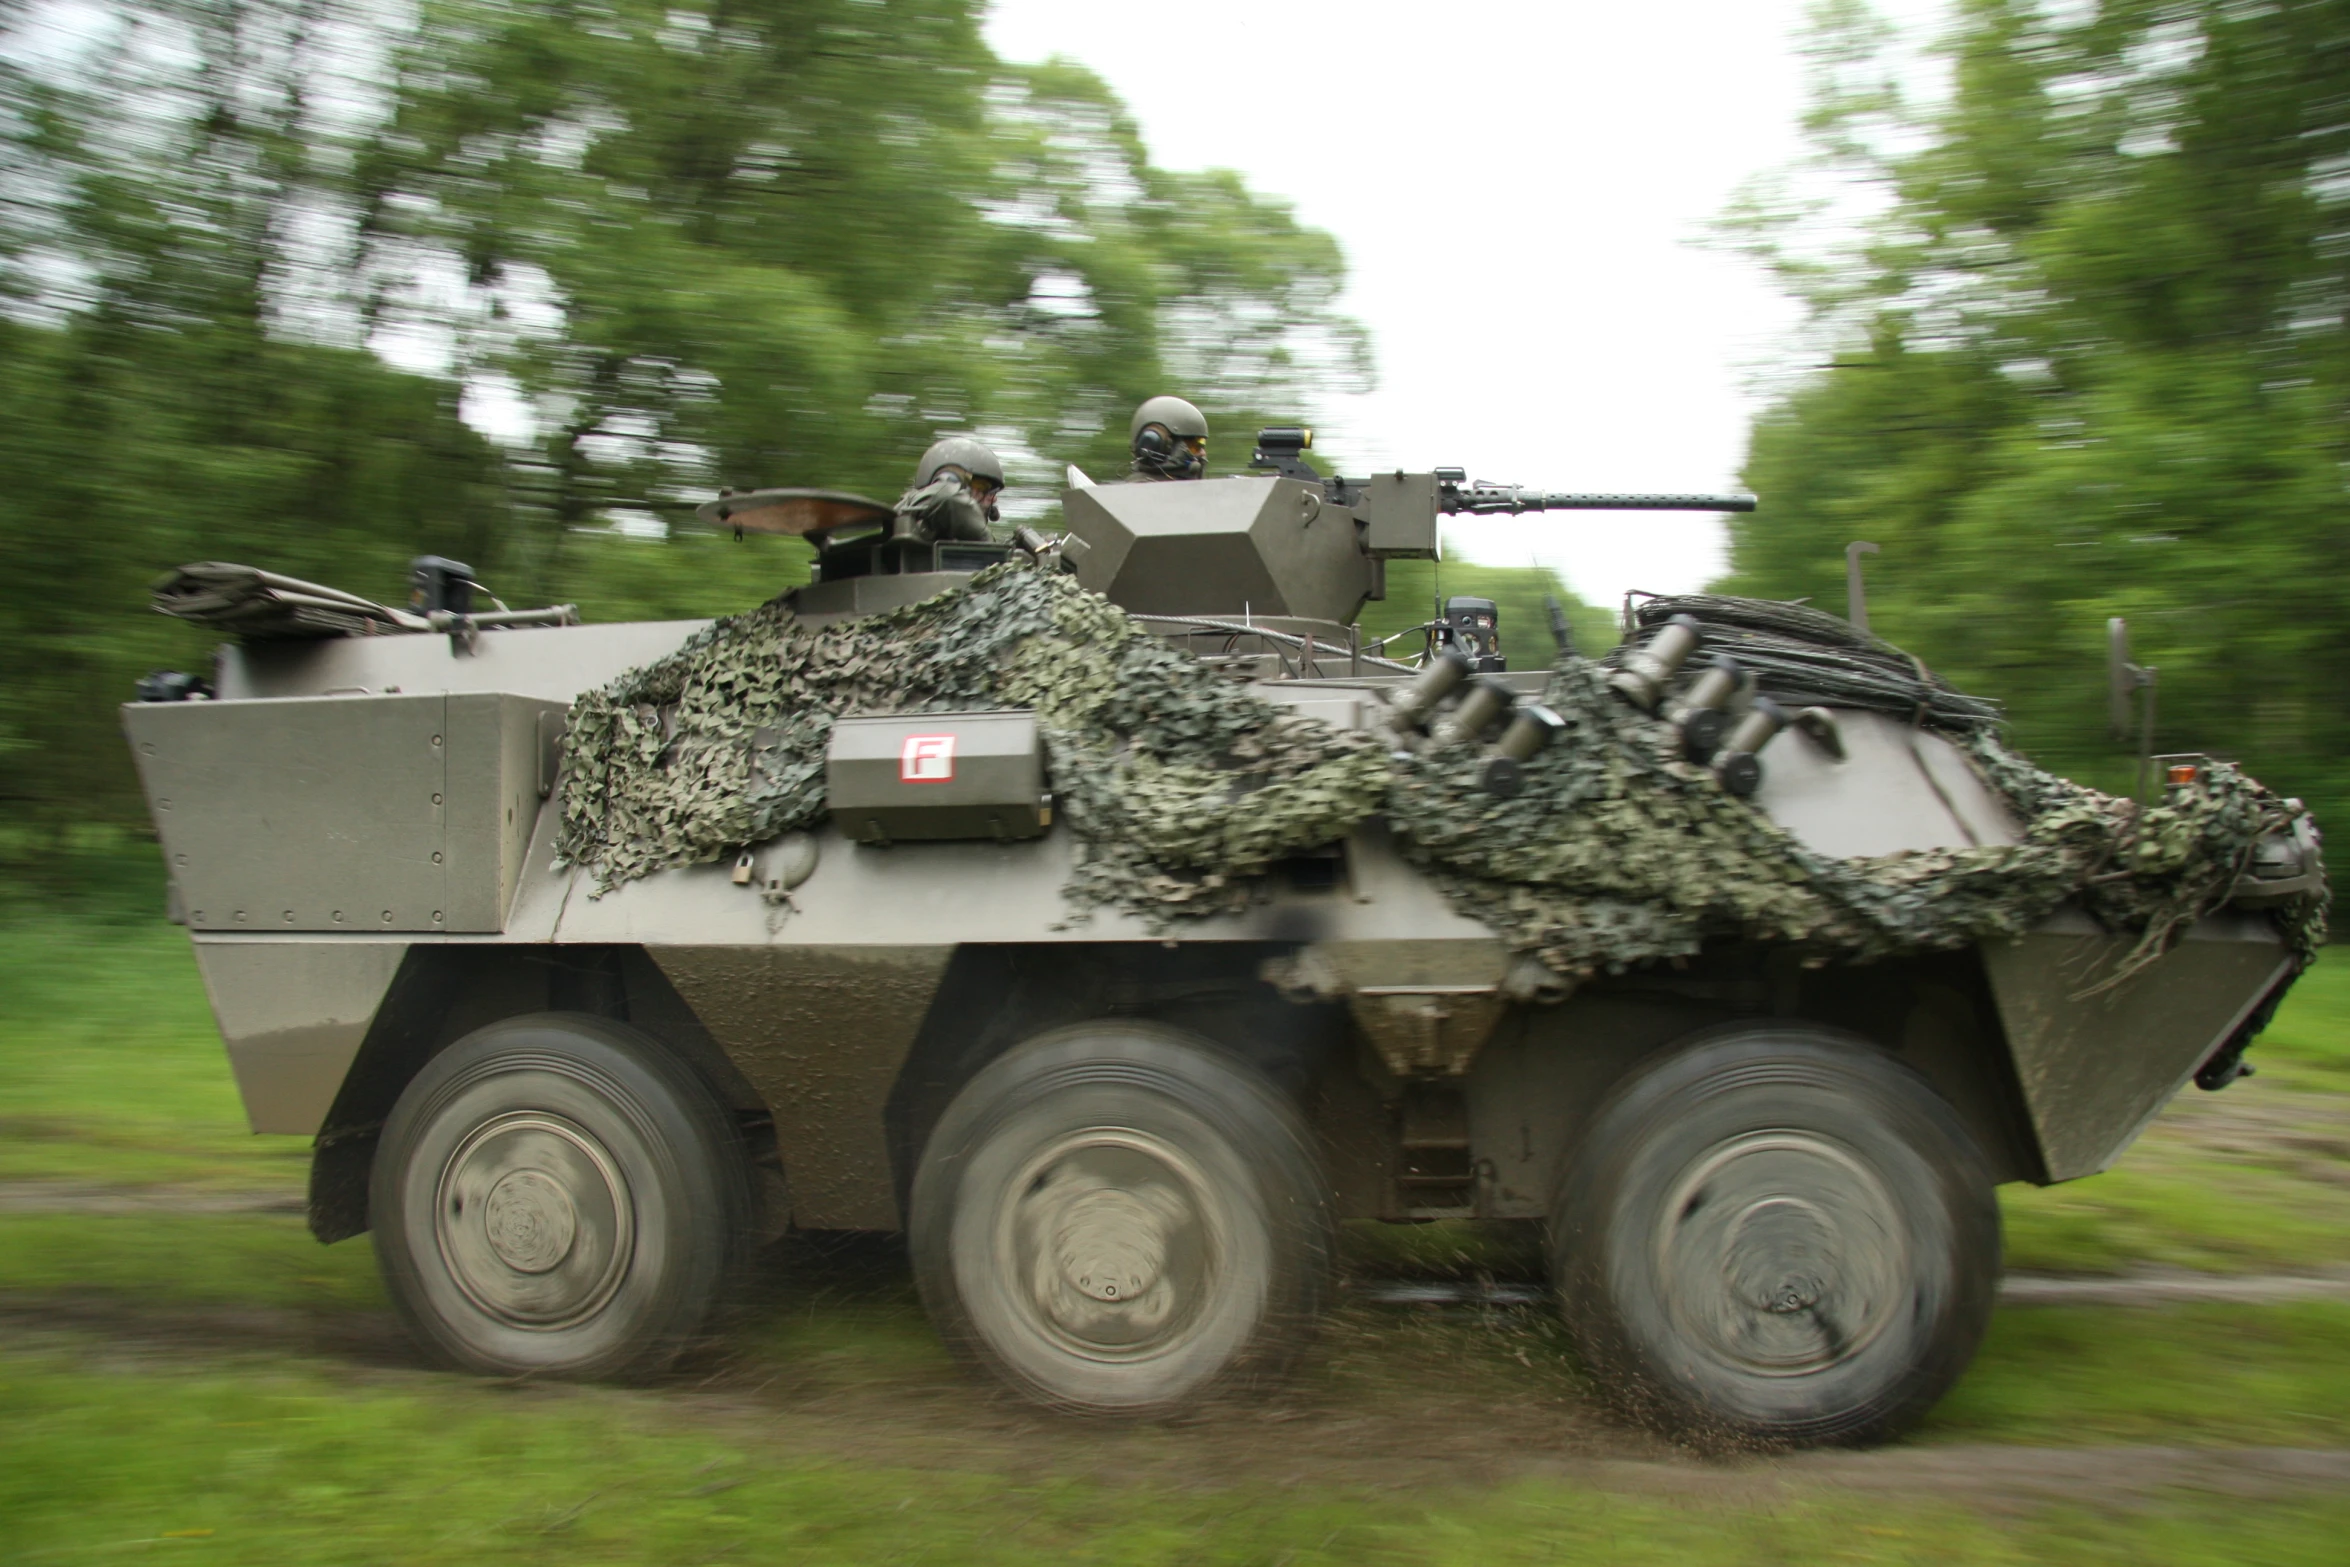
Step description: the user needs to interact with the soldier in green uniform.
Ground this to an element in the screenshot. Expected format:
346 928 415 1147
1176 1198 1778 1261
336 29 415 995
1125 396 1209 481
895 436 1005 541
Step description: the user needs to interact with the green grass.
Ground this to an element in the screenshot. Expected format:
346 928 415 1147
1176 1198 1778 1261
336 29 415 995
3 1341 2347 1566
0 1214 382 1310
2249 957 2350 1079
1923 1302 2350 1445
0 921 306 1189
2001 1155 2350 1274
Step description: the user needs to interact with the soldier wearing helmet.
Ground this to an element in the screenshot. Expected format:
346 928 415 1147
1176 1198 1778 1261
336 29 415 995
894 435 1004 542
1125 396 1209 481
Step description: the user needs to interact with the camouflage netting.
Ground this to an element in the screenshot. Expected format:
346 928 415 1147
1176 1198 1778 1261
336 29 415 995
555 564 1390 912
1388 658 2325 987
556 563 2326 989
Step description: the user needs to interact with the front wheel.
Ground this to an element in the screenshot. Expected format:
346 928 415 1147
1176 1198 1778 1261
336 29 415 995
1551 1025 2000 1448
371 1013 748 1380
910 1023 1332 1416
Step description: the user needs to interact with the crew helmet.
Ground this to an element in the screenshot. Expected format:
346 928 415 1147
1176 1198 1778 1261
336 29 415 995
911 435 1005 493
1129 395 1209 479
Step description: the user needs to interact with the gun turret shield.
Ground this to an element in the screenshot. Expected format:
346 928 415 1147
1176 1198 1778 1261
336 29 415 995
695 489 896 538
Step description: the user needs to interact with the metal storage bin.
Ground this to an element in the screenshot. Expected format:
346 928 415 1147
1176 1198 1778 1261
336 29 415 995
123 691 563 933
826 711 1049 844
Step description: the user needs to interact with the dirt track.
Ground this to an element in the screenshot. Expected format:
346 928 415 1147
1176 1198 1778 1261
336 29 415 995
7 1268 2349 1505
0 1181 305 1215
9 1170 2350 1504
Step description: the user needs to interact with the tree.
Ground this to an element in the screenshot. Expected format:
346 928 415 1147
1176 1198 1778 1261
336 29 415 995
1723 0 2350 823
0 0 1372 849
0 1 511 839
351 3 1367 563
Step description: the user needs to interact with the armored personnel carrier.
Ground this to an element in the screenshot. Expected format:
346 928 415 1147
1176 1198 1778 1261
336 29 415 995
124 437 2324 1448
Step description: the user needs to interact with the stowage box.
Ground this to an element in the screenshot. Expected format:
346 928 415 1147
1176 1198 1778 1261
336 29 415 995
826 710 1048 844
123 691 564 934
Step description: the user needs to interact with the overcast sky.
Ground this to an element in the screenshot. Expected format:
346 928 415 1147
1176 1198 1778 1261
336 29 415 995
986 0 1949 607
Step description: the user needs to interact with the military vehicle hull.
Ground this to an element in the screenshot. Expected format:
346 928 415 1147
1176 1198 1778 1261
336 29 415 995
123 603 2304 1443
122 465 2320 1444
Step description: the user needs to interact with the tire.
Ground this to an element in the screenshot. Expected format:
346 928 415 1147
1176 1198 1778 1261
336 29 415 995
1550 1024 2000 1449
371 1012 748 1380
910 1022 1332 1416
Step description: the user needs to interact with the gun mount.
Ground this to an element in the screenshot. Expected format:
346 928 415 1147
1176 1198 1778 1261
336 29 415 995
1336 467 1755 564
1055 429 1757 630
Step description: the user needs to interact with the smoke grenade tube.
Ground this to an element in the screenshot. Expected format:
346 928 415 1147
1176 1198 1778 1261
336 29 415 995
1483 704 1566 797
1609 614 1702 711
1680 708 1730 763
1494 703 1566 763
1722 697 1787 759
1386 649 1472 733
1432 677 1516 750
1712 697 1788 798
1669 655 1746 762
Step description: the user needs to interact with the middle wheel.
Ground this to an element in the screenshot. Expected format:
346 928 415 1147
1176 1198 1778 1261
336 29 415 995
910 1022 1332 1415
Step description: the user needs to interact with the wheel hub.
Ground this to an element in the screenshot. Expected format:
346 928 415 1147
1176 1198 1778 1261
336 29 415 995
1052 1187 1167 1302
482 1169 579 1274
1000 1131 1221 1360
1725 1196 1834 1313
1656 1132 1905 1377
436 1112 634 1330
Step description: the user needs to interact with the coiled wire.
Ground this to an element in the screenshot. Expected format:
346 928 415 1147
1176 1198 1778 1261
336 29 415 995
1615 593 2003 732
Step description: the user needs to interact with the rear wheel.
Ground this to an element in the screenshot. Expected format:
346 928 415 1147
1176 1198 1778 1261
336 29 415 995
1551 1025 1999 1448
371 1013 748 1380
910 1023 1331 1415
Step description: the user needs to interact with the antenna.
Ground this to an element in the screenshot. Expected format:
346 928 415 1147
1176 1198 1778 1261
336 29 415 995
2108 617 2159 801
1545 594 1575 660
1845 541 1880 631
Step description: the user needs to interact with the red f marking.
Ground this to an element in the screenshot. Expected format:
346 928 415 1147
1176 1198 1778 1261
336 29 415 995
900 734 956 783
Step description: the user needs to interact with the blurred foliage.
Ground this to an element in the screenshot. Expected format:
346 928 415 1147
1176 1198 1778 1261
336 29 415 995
0 0 1366 844
1359 550 1619 667
353 1 1368 511
0 316 511 835
1722 0 2350 821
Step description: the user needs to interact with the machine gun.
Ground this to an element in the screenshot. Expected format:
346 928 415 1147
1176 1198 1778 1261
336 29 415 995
1227 427 1760 671
1429 473 1757 517
1247 426 1755 552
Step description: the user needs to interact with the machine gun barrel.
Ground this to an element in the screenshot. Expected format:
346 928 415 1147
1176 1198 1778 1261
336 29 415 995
1442 485 1759 516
